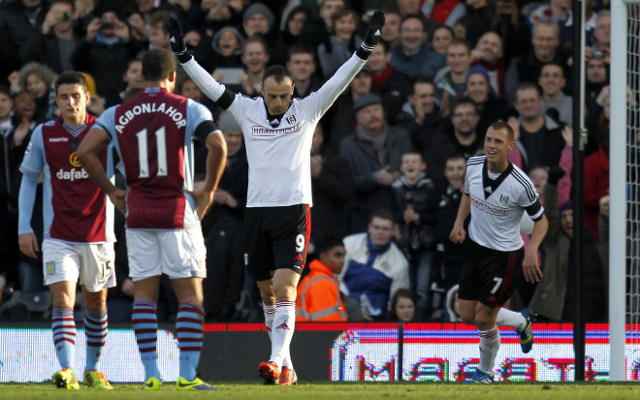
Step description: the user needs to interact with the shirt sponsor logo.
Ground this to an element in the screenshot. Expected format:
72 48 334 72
69 152 81 167
56 168 89 181
115 102 186 134
471 195 508 216
251 123 301 136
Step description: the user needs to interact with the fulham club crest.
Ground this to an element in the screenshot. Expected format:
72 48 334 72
499 194 509 206
287 115 297 124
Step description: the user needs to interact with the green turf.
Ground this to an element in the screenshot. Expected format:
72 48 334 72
2 382 640 400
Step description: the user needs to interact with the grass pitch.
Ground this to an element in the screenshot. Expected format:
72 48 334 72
1 382 639 400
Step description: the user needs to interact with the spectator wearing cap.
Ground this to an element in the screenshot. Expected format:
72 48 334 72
390 15 447 79
243 2 275 39
465 65 511 137
324 64 375 154
339 94 412 234
433 38 473 105
470 31 505 98
529 179 609 323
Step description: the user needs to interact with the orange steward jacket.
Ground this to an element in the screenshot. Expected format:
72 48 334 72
296 260 348 322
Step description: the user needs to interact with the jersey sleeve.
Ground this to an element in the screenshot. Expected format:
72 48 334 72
299 53 367 122
18 125 44 179
94 105 118 140
515 171 545 221
181 57 227 102
186 99 214 139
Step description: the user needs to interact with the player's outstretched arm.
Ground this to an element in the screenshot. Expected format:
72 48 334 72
77 128 127 215
167 17 232 106
522 214 548 283
185 131 228 220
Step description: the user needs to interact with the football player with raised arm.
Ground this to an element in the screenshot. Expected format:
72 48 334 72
165 11 386 385
77 48 227 390
450 121 548 384
18 72 115 390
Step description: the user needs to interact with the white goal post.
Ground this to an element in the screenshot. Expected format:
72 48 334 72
610 0 638 382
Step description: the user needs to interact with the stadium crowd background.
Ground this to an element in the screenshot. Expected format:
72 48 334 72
0 0 612 325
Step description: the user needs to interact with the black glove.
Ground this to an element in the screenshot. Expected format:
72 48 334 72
356 10 385 60
166 17 191 63
547 165 566 186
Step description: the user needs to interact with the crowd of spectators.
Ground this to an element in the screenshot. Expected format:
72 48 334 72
0 0 612 324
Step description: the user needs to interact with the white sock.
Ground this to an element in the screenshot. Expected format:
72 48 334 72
478 326 500 375
496 308 526 330
269 301 296 369
263 303 292 368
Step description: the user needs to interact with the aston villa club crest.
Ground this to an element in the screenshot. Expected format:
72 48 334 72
286 115 297 124
499 194 509 206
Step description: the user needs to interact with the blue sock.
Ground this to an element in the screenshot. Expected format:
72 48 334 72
132 300 160 380
84 308 108 372
52 307 76 370
176 303 204 381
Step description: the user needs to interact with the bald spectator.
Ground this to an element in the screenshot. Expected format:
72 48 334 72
396 77 442 155
504 20 567 105
526 0 573 53
470 31 505 99
390 15 446 79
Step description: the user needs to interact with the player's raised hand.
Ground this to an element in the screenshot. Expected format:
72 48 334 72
167 17 192 63
357 10 385 59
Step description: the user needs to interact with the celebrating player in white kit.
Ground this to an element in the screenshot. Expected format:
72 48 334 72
450 122 548 384
166 10 386 385
18 72 116 390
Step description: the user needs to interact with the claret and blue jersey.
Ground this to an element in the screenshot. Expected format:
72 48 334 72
19 114 115 244
95 87 213 230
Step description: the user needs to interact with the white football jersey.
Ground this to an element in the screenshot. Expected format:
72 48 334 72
465 156 544 252
182 53 367 207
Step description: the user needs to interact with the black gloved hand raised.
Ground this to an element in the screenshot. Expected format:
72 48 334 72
357 10 385 59
166 17 191 63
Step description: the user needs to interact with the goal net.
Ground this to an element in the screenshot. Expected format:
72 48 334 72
611 0 640 381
